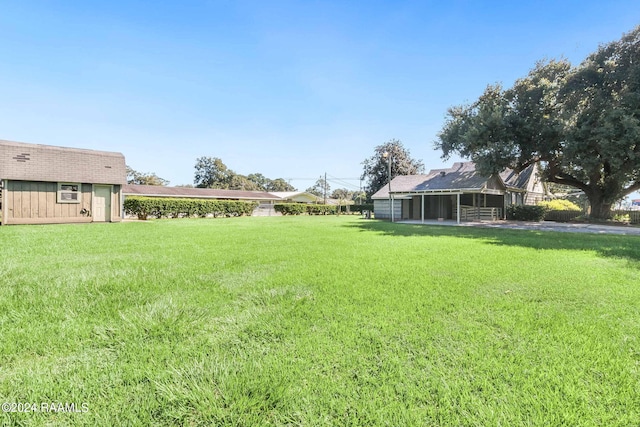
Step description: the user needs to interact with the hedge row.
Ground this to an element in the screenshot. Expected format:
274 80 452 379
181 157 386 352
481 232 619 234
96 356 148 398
274 203 338 215
544 210 583 222
506 204 548 221
538 199 581 211
338 204 374 214
124 196 258 220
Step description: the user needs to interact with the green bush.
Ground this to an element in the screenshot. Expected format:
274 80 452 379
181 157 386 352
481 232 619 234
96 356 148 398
613 210 640 224
347 204 374 214
274 203 307 215
544 210 583 222
506 204 548 221
538 199 581 211
273 203 339 215
613 213 631 223
124 197 258 220
306 204 337 215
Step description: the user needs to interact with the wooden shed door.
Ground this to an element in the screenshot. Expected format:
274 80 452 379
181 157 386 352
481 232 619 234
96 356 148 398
93 185 112 222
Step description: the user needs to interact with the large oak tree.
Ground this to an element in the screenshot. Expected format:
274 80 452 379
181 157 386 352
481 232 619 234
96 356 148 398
437 26 640 219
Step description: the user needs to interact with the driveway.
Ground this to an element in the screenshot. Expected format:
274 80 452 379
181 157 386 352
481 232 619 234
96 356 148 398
397 219 640 236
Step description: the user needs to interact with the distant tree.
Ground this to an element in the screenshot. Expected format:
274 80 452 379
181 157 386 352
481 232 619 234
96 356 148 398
246 173 296 192
361 139 424 200
246 173 270 191
194 157 233 188
306 176 331 199
194 157 298 192
228 174 261 191
331 188 354 200
352 191 367 204
437 26 640 219
266 178 296 192
126 165 169 186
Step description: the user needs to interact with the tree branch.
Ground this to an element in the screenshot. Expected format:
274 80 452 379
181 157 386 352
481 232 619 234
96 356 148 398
545 163 592 194
624 181 640 196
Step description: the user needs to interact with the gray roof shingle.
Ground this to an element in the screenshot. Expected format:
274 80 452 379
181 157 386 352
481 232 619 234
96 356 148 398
372 162 530 199
0 139 126 184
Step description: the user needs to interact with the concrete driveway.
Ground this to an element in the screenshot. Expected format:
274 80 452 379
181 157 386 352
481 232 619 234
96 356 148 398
397 219 640 236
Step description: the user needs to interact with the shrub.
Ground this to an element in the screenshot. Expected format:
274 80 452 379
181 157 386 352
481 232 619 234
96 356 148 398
544 210 583 222
506 204 548 221
124 197 258 219
538 199 581 211
274 203 307 215
613 210 640 224
306 204 336 215
348 204 374 214
273 203 340 215
613 213 631 223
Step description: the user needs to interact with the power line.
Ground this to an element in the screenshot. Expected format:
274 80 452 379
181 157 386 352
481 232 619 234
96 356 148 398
326 179 360 191
326 174 362 191
282 177 360 181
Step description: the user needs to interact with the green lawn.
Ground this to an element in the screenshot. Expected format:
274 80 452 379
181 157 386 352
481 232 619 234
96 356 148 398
1 216 639 426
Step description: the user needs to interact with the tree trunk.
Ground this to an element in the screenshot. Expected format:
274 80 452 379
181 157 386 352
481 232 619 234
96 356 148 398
587 191 614 220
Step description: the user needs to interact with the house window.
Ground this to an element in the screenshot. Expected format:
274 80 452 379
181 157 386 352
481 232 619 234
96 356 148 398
57 183 81 203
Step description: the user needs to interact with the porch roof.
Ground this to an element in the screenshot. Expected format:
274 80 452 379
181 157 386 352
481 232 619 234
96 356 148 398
372 162 509 199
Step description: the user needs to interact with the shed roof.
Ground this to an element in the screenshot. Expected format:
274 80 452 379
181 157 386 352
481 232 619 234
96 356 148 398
0 139 126 185
123 184 281 201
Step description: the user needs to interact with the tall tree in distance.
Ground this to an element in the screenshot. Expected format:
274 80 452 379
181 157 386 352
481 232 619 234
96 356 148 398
361 139 424 200
194 157 233 188
246 174 296 192
306 176 330 199
265 178 296 192
437 26 640 219
246 173 270 190
331 188 355 201
228 174 261 191
194 157 298 191
126 166 169 186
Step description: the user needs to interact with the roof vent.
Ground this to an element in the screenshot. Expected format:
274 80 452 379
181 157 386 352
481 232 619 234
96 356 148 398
440 171 446 177
12 153 30 162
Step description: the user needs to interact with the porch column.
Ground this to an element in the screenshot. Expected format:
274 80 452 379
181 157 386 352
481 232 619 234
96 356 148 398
421 194 425 223
391 195 395 222
456 193 461 224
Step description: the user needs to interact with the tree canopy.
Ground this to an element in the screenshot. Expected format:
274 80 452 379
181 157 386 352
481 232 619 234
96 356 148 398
437 26 640 219
194 157 296 191
361 139 424 200
265 178 295 192
306 176 330 199
331 188 355 201
194 157 233 188
126 166 169 186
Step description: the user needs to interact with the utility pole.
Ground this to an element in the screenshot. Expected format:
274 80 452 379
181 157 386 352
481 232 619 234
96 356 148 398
323 172 327 205
383 151 393 221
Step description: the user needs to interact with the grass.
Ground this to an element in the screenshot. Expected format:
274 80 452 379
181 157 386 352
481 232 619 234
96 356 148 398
0 216 639 426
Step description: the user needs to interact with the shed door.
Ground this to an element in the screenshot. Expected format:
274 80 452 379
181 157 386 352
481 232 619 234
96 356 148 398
93 185 112 222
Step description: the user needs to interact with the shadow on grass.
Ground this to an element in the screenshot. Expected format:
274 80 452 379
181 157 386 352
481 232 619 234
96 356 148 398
345 219 640 266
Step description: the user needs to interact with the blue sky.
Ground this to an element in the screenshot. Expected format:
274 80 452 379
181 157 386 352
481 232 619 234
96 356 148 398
1 1 639 195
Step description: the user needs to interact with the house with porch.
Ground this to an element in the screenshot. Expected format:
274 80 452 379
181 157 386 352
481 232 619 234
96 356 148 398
372 162 546 223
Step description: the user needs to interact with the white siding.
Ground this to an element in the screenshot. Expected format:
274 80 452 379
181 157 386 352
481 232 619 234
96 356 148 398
373 199 401 220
